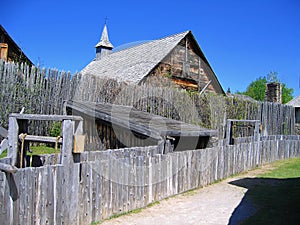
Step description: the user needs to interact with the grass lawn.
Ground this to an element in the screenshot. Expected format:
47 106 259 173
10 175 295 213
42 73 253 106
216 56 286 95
241 158 300 225
0 145 59 159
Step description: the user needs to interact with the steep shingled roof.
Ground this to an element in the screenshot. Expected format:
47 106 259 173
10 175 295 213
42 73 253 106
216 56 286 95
81 30 224 95
286 95 300 107
81 31 190 84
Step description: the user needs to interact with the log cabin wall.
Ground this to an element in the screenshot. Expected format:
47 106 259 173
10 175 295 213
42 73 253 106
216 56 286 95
78 114 158 151
145 35 218 93
0 25 33 66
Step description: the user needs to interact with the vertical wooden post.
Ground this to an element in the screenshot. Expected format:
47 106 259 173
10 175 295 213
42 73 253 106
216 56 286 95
8 117 18 166
60 120 74 165
18 119 29 168
226 120 233 145
73 120 85 153
254 121 260 142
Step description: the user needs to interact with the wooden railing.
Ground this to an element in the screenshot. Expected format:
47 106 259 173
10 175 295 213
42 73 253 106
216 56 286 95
0 114 84 173
226 119 260 145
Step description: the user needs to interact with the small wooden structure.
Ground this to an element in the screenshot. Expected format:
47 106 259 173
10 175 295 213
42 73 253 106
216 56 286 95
66 100 217 152
0 113 84 171
226 119 260 145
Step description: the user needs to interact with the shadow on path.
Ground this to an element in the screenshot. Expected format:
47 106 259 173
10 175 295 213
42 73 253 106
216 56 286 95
228 177 300 225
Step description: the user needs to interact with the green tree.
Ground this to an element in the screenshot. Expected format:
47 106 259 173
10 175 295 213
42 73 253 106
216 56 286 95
243 76 267 101
239 72 294 104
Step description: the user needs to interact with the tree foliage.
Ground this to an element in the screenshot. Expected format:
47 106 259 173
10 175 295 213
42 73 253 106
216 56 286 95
238 72 294 104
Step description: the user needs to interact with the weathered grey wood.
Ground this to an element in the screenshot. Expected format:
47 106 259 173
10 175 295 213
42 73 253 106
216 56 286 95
10 113 83 121
1 135 300 224
18 134 63 144
0 126 8 138
66 100 217 139
8 117 18 166
0 138 8 155
0 162 18 173
0 61 296 142
60 120 74 165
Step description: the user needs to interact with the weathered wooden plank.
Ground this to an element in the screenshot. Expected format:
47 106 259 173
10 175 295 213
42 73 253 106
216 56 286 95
10 114 83 121
54 165 63 224
91 162 102 222
8 117 18 166
18 134 63 144
0 126 8 138
0 172 13 225
61 120 74 165
79 162 93 225
0 163 17 173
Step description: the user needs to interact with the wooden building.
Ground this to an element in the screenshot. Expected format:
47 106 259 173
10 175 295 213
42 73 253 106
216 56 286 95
0 25 33 66
65 100 217 152
286 95 300 134
81 25 224 94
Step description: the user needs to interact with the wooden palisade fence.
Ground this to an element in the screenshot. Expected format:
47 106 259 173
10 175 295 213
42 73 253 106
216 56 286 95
0 133 299 224
0 60 295 139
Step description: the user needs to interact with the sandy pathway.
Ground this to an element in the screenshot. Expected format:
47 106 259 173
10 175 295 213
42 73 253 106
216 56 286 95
99 167 270 225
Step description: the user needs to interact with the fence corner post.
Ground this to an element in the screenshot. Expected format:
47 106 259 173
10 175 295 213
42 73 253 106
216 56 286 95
60 119 74 165
8 116 18 166
226 120 232 145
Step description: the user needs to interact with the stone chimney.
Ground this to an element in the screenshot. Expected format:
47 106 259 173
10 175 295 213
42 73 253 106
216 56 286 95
266 82 282 103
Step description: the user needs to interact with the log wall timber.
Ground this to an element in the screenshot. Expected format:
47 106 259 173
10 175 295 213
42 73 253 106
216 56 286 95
0 135 299 224
144 35 220 93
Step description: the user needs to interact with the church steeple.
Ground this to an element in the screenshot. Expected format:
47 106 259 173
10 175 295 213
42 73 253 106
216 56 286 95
95 24 114 60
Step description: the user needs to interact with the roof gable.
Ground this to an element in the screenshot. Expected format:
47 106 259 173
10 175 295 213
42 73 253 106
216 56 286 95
81 30 224 94
81 31 190 84
286 95 300 107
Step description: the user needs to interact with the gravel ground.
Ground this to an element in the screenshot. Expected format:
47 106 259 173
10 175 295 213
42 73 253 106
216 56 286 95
99 167 271 225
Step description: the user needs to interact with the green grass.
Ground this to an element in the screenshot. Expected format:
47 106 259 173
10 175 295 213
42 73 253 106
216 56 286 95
258 158 300 179
241 158 300 225
0 149 7 158
0 145 59 159
29 145 60 156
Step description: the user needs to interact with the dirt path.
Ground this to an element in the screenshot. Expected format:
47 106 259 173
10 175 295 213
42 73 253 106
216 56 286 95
100 166 272 225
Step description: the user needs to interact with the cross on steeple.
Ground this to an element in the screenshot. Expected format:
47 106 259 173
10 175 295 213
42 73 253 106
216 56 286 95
104 16 108 25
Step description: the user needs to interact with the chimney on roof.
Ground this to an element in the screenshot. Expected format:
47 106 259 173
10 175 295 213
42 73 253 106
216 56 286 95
95 24 113 60
266 82 282 103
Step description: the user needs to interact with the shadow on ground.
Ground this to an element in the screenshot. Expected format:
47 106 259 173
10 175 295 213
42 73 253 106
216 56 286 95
228 177 300 225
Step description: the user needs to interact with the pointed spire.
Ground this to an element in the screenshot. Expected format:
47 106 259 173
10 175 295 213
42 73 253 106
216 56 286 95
95 24 114 49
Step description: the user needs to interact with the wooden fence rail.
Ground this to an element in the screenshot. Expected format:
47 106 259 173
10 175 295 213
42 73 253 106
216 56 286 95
0 135 299 224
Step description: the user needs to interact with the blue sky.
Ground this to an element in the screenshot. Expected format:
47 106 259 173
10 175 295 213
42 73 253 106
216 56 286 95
1 0 300 97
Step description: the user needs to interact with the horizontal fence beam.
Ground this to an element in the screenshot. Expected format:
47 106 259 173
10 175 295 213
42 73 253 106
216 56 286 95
10 113 83 121
18 134 62 144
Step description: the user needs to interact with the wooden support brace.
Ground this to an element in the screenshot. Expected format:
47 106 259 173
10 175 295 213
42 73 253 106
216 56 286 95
0 162 18 173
